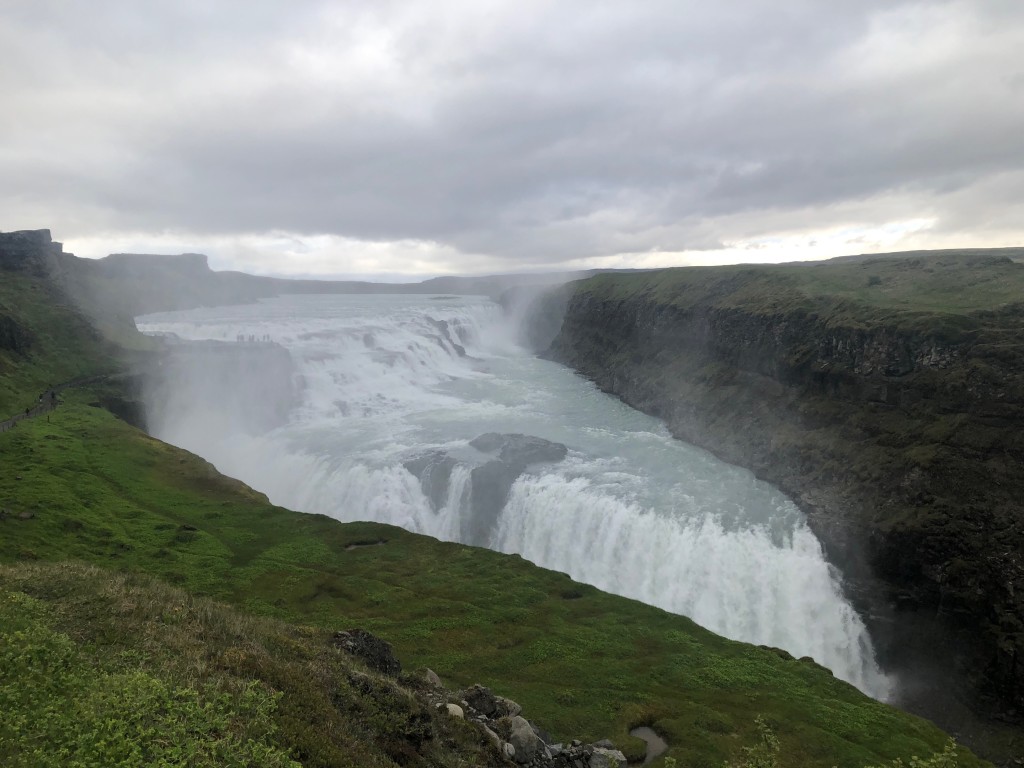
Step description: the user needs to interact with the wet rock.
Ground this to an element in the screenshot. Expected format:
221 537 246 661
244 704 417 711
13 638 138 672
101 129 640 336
331 629 402 677
469 433 568 465
465 433 568 546
403 451 457 511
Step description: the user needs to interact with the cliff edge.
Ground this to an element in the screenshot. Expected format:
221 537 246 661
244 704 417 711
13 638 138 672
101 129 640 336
544 250 1024 756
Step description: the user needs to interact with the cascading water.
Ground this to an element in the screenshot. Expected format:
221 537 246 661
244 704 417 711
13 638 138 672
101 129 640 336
138 293 892 700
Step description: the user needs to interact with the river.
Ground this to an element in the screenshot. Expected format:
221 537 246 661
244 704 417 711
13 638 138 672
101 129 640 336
137 293 891 699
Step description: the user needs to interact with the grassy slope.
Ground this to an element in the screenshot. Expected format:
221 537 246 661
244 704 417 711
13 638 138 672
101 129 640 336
0 395 981 768
0 561 503 768
577 250 1024 329
0 270 119 415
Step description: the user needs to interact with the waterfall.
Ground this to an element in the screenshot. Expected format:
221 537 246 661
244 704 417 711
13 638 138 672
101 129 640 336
138 293 893 700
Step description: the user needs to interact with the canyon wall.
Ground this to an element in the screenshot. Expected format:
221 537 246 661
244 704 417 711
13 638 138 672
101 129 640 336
541 254 1024 741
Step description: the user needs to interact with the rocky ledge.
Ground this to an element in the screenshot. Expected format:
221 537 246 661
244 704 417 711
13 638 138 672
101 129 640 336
334 626 633 767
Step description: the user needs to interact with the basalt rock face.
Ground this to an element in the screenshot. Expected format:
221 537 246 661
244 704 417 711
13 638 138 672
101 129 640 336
0 229 64 276
541 258 1024 746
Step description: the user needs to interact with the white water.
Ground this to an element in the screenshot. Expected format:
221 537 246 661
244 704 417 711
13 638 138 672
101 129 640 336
138 293 892 699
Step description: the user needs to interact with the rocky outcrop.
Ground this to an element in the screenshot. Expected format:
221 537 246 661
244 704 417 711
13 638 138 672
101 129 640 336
540 255 1024 746
0 229 64 275
333 631 640 768
404 433 569 546
425 678 631 767
332 628 403 676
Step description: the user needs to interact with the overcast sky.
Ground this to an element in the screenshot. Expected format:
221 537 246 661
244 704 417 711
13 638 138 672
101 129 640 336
3 1 1023 278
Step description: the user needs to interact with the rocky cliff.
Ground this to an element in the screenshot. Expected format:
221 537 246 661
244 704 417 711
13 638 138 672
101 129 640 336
542 251 1024 751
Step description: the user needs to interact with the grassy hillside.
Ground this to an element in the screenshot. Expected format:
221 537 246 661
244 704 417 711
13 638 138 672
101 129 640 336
0 269 120 415
0 395 982 768
0 561 503 768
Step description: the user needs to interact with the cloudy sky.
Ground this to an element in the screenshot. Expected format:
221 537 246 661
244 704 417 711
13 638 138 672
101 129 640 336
3 1 1023 278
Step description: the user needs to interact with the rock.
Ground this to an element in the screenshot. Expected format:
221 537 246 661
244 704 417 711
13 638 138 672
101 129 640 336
461 684 498 716
469 433 568 465
508 716 544 764
331 629 402 676
590 747 627 768
494 695 522 718
592 739 614 749
402 451 457 511
503 742 516 761
423 668 443 687
446 703 464 719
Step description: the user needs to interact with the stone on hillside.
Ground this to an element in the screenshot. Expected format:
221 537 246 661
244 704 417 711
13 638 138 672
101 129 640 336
331 628 402 677
508 716 544 764
590 747 627 768
494 695 522 718
502 742 516 761
423 668 443 687
461 683 498 716
446 703 464 719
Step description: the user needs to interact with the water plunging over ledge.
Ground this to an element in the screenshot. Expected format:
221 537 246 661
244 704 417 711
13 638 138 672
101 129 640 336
138 293 892 700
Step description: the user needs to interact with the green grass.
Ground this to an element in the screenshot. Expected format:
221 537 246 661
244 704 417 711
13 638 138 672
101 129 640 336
0 562 503 767
0 396 984 768
577 249 1024 337
0 270 124 415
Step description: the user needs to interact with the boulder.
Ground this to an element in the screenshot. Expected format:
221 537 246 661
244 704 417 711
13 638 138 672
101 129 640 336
331 629 402 677
494 695 522 718
508 716 544 764
461 684 498 716
590 747 627 768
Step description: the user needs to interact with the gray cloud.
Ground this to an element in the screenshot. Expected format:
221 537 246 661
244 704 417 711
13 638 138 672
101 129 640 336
2 0 1023 274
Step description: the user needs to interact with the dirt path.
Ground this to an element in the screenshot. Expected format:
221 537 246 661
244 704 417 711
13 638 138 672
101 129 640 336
0 375 111 434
